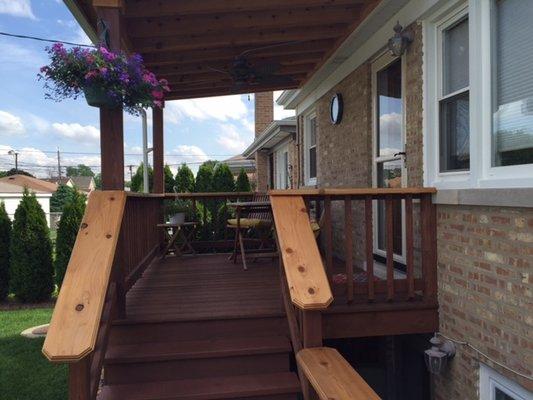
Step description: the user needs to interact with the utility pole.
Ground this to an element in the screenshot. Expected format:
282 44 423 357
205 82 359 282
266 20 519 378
57 147 62 179
127 164 134 181
8 150 18 172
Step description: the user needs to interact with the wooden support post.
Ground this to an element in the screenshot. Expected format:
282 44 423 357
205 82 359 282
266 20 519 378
96 6 124 190
69 358 91 400
302 311 322 348
420 194 438 304
152 106 164 194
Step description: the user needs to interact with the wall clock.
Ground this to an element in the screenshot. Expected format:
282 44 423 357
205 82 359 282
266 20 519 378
330 93 343 125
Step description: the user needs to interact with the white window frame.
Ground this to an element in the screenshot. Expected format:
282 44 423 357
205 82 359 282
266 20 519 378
274 141 290 190
303 110 317 186
424 0 533 189
479 364 531 400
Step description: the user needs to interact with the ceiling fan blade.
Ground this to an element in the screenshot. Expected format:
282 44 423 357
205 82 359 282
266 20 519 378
239 41 301 57
207 66 231 76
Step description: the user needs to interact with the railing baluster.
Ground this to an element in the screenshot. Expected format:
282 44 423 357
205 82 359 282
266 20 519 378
344 196 353 303
364 196 374 301
385 196 394 301
324 196 333 278
405 195 414 299
69 357 91 400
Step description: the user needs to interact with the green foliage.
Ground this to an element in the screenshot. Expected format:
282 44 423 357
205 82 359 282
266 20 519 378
212 164 235 193
130 162 153 192
175 164 195 193
164 199 189 217
235 168 251 192
6 169 34 177
66 164 94 177
54 191 86 289
195 162 215 193
0 202 11 300
164 164 175 193
9 189 53 302
0 171 6 178
50 184 76 212
94 173 102 190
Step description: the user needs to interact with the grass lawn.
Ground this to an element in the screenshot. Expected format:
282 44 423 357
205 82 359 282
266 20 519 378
0 308 67 399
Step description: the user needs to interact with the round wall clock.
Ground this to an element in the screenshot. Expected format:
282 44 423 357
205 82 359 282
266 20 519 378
330 93 343 125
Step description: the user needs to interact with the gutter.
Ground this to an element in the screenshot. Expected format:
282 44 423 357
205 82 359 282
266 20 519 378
242 119 297 159
63 0 98 44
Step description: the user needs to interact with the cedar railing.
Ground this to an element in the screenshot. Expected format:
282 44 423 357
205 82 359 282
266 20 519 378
164 192 254 252
42 191 164 400
271 188 437 400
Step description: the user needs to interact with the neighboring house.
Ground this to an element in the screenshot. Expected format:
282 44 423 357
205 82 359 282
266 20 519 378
222 154 256 186
44 176 74 187
243 99 297 190
0 174 58 193
276 0 533 398
0 180 53 227
69 175 96 194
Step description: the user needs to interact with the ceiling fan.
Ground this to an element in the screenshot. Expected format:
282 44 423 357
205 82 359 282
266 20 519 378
208 41 300 90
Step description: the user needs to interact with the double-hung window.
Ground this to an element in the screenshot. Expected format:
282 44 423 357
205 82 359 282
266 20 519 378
479 364 531 400
304 112 317 185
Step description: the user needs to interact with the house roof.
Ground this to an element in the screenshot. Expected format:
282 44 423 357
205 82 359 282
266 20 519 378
242 117 297 159
68 0 381 100
70 176 95 191
43 177 72 186
0 175 58 193
222 154 256 173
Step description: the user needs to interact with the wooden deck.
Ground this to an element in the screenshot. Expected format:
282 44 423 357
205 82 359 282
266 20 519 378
126 254 284 321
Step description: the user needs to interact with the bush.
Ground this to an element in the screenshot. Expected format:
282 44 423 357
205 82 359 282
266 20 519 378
130 162 153 192
0 202 11 300
55 191 86 289
195 162 214 193
50 184 76 212
175 163 195 193
212 164 235 193
164 165 175 193
9 188 54 302
235 168 251 192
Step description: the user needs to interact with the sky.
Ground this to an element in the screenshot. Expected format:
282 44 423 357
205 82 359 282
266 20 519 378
0 0 293 179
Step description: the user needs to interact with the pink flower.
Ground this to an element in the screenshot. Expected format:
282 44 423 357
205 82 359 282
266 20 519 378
152 90 163 100
154 100 163 108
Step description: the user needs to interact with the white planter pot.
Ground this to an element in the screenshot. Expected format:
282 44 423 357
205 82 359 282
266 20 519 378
169 212 185 225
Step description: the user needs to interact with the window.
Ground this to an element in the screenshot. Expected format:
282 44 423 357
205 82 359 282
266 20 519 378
479 364 531 400
492 0 533 167
439 16 470 172
304 112 317 185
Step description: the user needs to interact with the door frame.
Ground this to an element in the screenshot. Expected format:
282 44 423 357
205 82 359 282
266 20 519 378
371 50 408 264
274 141 290 190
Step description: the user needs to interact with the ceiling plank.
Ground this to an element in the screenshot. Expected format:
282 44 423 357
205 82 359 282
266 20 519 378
125 0 370 18
165 72 308 86
155 62 316 77
133 24 348 53
126 5 362 38
167 82 300 101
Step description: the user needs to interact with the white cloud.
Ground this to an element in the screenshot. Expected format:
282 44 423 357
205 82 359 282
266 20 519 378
0 110 25 136
165 95 248 124
171 145 208 164
52 122 100 144
0 40 46 70
216 124 253 153
0 0 36 19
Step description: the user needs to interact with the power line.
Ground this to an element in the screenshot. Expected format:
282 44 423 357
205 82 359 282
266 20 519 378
0 31 95 48
0 149 236 157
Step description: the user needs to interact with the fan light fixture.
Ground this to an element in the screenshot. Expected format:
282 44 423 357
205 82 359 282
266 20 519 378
424 334 456 375
387 21 414 57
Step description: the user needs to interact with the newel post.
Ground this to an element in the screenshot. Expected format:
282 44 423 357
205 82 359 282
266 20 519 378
152 105 164 194
95 2 125 190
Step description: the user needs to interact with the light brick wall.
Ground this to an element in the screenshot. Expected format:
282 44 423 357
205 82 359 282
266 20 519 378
255 91 274 192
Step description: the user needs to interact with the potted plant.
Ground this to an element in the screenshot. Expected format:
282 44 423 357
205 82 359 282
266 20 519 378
165 199 189 225
38 43 170 115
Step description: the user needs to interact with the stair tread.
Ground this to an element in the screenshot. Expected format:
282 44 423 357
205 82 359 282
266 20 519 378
98 372 300 400
106 336 292 363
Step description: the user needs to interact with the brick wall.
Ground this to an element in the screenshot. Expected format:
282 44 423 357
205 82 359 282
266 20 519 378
255 91 274 192
434 205 533 397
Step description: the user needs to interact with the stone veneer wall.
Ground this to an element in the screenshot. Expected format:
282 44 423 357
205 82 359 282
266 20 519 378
296 19 532 398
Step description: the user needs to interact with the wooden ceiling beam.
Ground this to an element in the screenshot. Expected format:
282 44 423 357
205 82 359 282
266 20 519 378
166 82 300 101
155 62 316 77
133 24 348 53
126 5 362 39
165 72 308 86
124 0 370 19
143 40 334 65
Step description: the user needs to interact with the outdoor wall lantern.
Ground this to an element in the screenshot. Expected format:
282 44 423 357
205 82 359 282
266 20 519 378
387 21 414 57
424 334 456 375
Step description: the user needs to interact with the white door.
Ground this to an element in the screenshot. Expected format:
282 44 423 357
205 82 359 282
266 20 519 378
372 52 407 263
275 144 290 189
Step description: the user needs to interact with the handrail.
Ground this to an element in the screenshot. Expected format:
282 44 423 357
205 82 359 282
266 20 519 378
271 195 333 310
43 191 127 362
297 347 381 400
269 187 436 196
164 192 254 199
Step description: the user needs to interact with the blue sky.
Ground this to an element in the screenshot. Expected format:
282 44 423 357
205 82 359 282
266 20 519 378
0 0 292 178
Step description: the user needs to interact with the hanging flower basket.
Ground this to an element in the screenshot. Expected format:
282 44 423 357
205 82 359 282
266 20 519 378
38 44 170 115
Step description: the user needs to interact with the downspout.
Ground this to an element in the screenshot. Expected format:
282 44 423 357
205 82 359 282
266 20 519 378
141 109 152 193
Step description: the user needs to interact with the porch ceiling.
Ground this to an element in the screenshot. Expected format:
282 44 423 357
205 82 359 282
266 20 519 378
73 0 381 100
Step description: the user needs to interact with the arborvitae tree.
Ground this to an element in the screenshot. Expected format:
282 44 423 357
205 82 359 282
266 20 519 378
164 165 175 193
0 202 11 300
130 163 154 192
212 164 235 193
10 188 53 302
175 164 195 193
66 164 94 177
94 173 102 190
50 184 76 212
195 162 215 193
235 168 251 192
54 191 86 289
